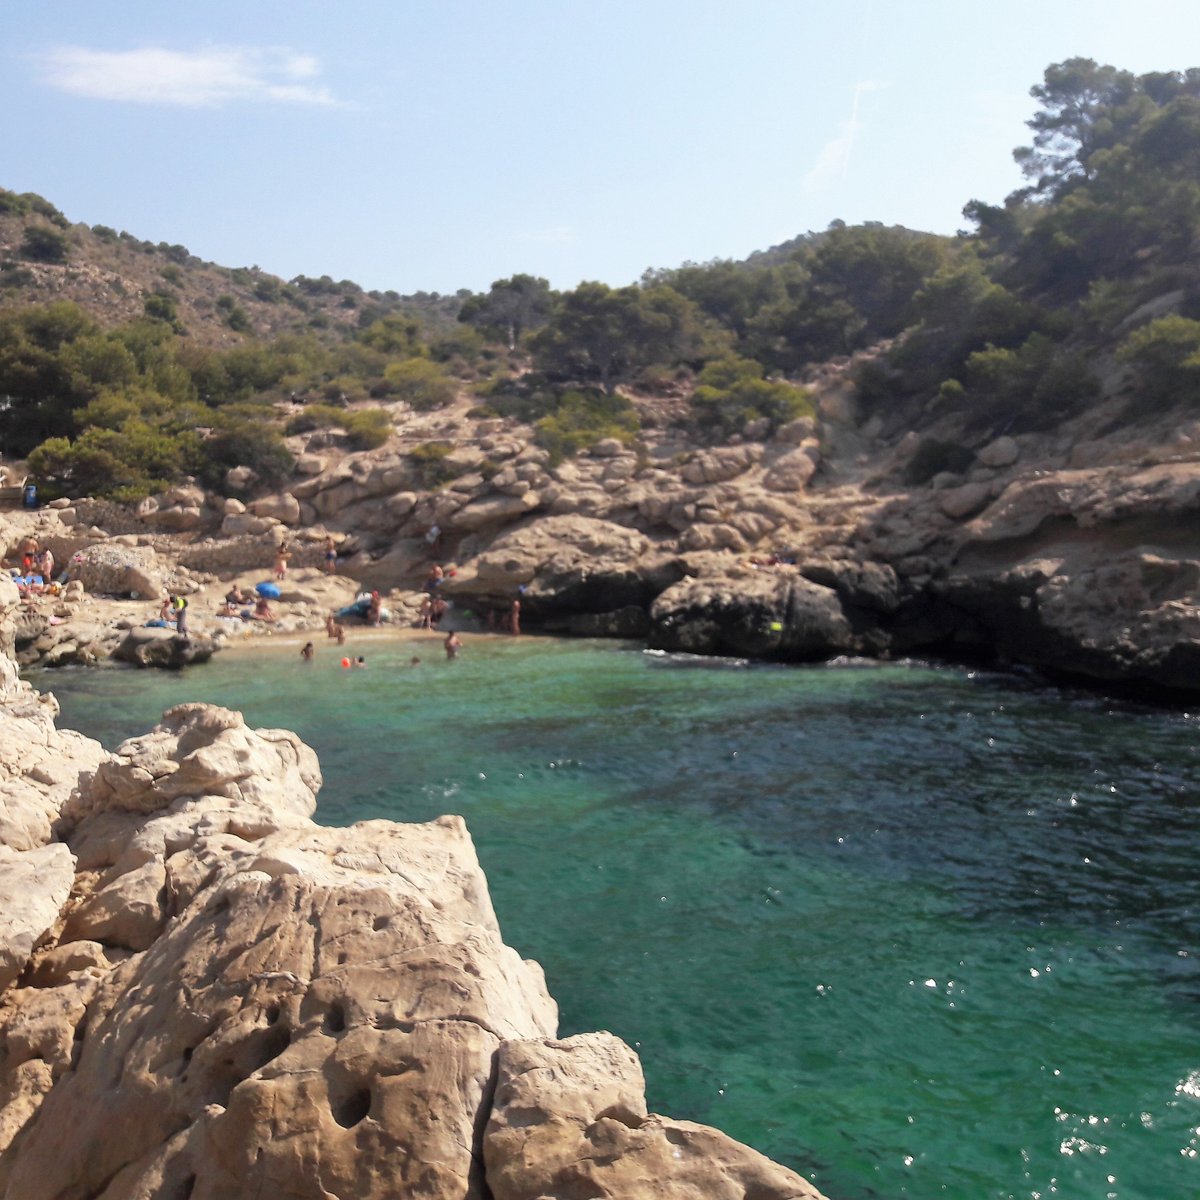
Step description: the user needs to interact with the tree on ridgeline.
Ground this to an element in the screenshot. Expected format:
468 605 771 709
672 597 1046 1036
458 274 553 350
530 282 718 393
1013 58 1139 195
641 259 788 342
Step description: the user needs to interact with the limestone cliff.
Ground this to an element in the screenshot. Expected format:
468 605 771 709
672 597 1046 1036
0 577 827 1199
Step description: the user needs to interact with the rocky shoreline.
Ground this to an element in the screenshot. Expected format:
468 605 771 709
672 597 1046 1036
6 365 1198 697
0 573 830 1198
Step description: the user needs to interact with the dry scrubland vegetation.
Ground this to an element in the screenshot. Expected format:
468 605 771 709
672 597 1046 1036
1 59 1199 503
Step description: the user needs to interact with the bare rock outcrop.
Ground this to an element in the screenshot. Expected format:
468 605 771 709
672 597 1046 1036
487 1032 824 1200
0 844 75 992
649 568 865 661
111 627 219 669
450 514 667 617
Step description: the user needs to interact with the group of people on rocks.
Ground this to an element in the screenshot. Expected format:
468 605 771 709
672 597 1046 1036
217 584 276 623
267 534 341 579
6 535 57 598
416 563 521 635
158 593 190 636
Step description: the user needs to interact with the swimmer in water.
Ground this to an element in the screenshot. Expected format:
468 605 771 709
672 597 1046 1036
444 630 461 660
301 642 315 661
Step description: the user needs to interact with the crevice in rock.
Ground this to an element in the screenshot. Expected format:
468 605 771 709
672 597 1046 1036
330 1084 372 1129
251 1023 292 1071
593 1103 643 1130
165 1172 197 1200
322 1000 346 1035
471 1046 500 1200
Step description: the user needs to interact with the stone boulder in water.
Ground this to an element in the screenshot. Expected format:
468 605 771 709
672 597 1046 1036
648 568 871 660
111 626 218 668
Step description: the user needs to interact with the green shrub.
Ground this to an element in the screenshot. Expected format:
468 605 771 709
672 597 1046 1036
408 440 457 488
143 292 179 325
534 389 640 465
470 374 558 423
286 403 392 450
320 376 362 404
202 409 294 490
959 334 1098 429
1119 314 1200 404
91 224 118 243
225 305 251 333
633 363 682 391
28 420 204 501
21 225 70 263
285 403 345 434
341 408 392 450
23 195 69 227
690 355 812 436
383 358 456 410
428 324 485 366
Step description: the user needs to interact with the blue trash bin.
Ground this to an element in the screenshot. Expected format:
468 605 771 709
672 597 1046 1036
22 483 37 509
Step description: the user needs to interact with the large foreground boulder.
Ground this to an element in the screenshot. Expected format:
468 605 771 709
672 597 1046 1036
68 543 164 600
486 1033 824 1200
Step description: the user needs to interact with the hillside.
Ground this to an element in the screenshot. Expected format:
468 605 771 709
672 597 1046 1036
0 188 463 349
1 57 1198 695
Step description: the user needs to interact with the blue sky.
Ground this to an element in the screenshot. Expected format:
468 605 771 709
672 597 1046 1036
2 1 1199 297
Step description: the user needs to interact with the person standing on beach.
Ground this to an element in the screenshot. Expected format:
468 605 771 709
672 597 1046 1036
274 543 289 581
324 537 337 574
171 594 189 637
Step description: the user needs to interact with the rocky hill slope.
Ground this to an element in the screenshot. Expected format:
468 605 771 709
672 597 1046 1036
4 331 1199 696
0 188 458 349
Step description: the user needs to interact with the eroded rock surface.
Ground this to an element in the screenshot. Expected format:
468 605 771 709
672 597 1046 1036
487 1033 825 1200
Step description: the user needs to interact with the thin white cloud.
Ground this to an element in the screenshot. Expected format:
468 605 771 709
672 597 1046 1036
519 226 575 244
37 45 340 107
804 80 888 195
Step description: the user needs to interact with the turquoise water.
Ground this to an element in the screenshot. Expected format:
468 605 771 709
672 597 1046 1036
34 636 1200 1200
